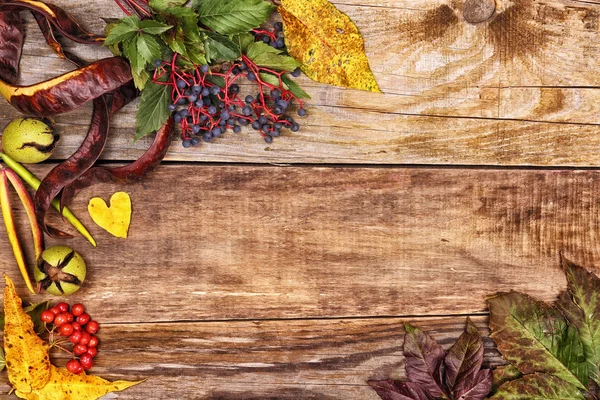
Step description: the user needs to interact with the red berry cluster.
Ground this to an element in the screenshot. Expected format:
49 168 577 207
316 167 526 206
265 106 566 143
40 302 99 374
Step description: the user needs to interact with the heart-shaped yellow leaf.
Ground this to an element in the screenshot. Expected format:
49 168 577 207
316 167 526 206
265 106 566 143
88 192 131 238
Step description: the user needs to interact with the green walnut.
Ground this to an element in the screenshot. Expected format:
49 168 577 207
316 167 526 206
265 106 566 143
34 245 86 296
1 117 59 164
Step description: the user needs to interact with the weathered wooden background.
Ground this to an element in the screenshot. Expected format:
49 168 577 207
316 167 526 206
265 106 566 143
2 0 600 398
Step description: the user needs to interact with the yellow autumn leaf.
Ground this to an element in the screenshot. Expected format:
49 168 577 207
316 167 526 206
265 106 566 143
15 365 145 400
279 0 380 92
3 275 51 394
88 192 132 238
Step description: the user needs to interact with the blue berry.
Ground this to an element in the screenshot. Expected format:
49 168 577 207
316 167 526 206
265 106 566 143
200 114 208 122
203 97 212 106
221 111 230 120
291 68 301 78
192 125 201 134
274 106 283 115
270 89 281 98
291 123 300 132
177 97 187 105
201 65 209 73
201 87 210 97
195 100 203 108
191 137 200 146
262 124 271 133
245 95 254 104
182 139 191 148
276 99 288 109
242 105 252 116
180 109 189 118
232 66 241 75
212 127 222 137
218 102 225 109
189 94 198 103
227 118 236 126
240 62 248 70
233 125 242 133
208 106 217 115
247 72 256 81
192 85 202 94
177 79 187 89
274 22 283 31
210 85 221 95
168 103 177 112
271 130 281 137
238 118 249 126
264 135 273 144
174 114 183 123
219 119 227 126
202 133 213 142
274 122 283 130
153 59 162 67
230 84 240 94
261 36 270 43
258 116 268 124
298 108 307 117
252 120 261 130
275 38 285 48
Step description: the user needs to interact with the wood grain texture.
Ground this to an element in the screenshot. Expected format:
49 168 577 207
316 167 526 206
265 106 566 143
3 0 600 165
0 316 501 399
0 164 597 322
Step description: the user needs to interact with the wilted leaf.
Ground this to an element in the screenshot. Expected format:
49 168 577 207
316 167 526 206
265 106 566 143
3 274 51 393
367 380 433 400
15 365 144 400
490 373 585 399
403 324 446 398
557 256 600 387
487 291 588 390
444 317 484 391
279 0 379 92
490 365 521 395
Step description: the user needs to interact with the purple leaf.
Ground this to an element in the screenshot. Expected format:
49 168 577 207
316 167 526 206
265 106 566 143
368 380 434 400
454 369 492 400
403 324 448 398
444 317 484 391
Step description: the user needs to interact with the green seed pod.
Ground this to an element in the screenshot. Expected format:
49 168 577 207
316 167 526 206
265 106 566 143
35 245 86 296
1 117 59 164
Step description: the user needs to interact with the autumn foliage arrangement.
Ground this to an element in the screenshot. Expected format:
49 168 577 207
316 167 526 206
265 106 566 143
369 256 600 400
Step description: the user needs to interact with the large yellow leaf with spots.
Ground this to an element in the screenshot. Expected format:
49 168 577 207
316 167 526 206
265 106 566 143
15 365 144 400
279 0 380 92
3 274 51 394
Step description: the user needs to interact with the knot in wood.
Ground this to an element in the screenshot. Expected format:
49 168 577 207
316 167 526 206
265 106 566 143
463 0 496 23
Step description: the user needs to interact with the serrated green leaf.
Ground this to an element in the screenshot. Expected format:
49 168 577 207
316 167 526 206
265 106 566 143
259 73 288 89
137 34 162 64
247 42 300 71
205 74 225 88
162 24 187 54
204 32 240 62
490 373 585 400
132 68 150 90
149 0 188 11
195 0 276 35
557 256 600 387
124 37 146 75
487 292 588 390
282 74 310 99
233 32 255 53
135 82 172 141
104 16 140 45
164 7 202 43
140 20 173 35
184 41 207 65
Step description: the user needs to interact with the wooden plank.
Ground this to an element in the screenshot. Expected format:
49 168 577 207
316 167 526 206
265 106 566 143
0 164 596 321
4 0 600 165
0 316 503 399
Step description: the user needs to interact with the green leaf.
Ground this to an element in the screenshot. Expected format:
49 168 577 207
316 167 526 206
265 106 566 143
557 256 600 387
22 301 51 335
487 292 588 390
491 365 522 396
137 34 162 64
184 41 207 65
490 373 585 399
204 32 241 62
195 0 276 35
140 20 173 35
247 42 300 71
259 73 288 89
282 74 310 99
161 24 187 55
164 7 202 43
0 347 4 372
135 82 172 141
103 16 140 45
131 68 150 90
149 0 188 11
233 32 255 53
205 74 225 88
124 37 146 75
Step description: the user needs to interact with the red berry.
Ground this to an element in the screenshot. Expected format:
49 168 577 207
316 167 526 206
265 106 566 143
69 331 82 344
73 344 88 356
79 353 93 370
71 304 85 317
85 321 99 334
65 312 74 323
59 323 74 337
76 313 90 325
86 347 98 358
49 306 61 315
56 302 69 313
79 332 91 346
40 310 54 323
66 359 83 374
72 321 81 331
53 313 68 327
88 336 99 348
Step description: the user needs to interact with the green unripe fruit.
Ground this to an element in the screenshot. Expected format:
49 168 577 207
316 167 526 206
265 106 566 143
35 245 86 296
2 117 59 164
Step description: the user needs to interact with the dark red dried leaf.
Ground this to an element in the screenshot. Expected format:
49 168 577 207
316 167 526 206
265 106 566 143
2 56 132 116
60 117 174 208
454 369 492 400
444 318 485 392
0 0 104 44
0 6 24 83
403 324 448 398
367 380 434 400
34 96 111 237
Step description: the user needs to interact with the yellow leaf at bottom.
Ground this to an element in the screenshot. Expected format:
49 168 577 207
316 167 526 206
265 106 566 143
16 365 145 400
3 275 51 393
279 0 380 92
